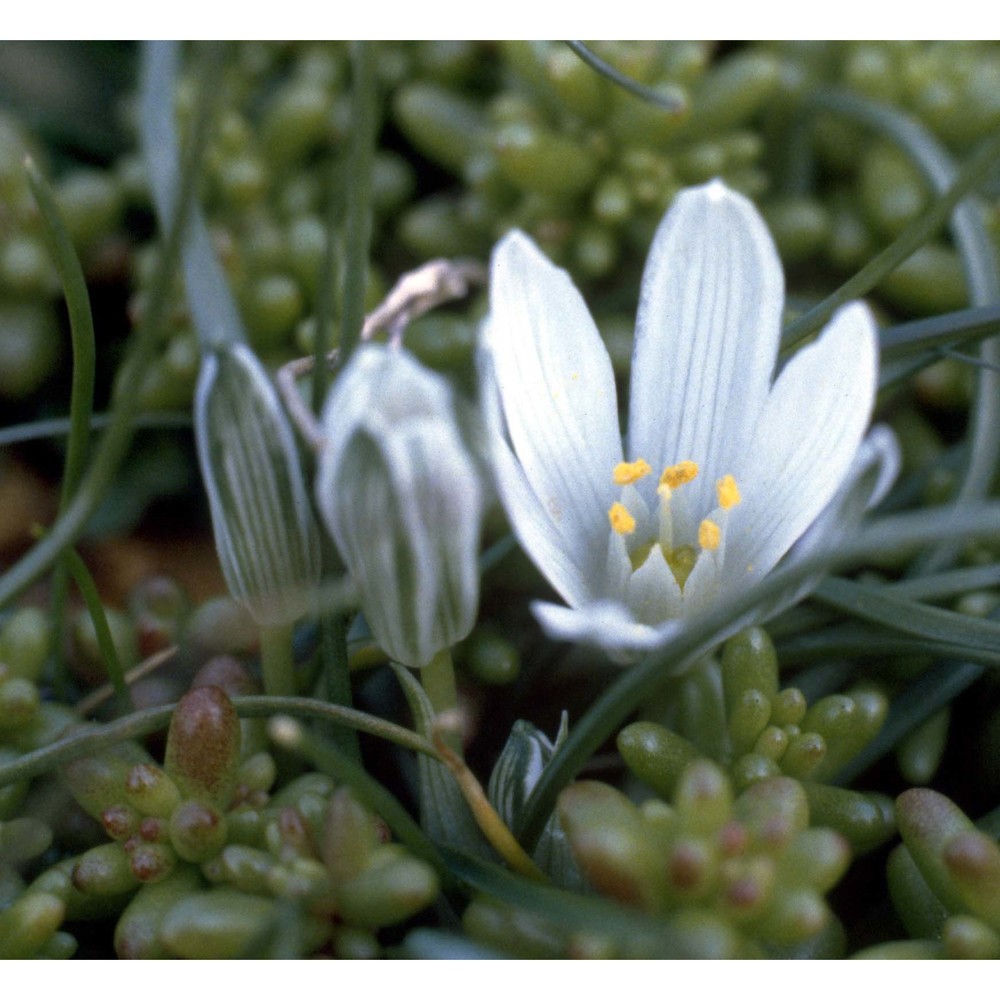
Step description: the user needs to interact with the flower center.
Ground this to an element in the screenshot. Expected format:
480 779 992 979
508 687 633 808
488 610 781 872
607 459 741 591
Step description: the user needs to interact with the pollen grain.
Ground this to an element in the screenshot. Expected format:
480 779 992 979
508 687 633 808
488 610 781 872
717 474 741 510
608 502 637 535
660 460 699 490
613 458 653 485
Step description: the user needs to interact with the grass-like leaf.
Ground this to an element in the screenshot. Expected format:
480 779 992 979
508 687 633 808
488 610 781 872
813 576 1000 656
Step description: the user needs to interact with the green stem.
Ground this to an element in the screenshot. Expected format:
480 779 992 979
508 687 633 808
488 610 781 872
0 411 191 448
311 131 340 410
320 611 360 761
259 622 297 697
565 40 685 112
26 154 96 700
340 40 378 361
267 714 450 881
0 45 220 611
64 548 132 712
24 160 95 505
421 647 462 754
0 694 442 793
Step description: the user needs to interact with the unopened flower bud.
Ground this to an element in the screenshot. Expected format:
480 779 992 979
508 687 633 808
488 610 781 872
316 345 482 667
195 342 321 626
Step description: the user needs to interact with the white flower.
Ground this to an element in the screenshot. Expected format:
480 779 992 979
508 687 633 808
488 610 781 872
315 344 483 668
481 180 899 661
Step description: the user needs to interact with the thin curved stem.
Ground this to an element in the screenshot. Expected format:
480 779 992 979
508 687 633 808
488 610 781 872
565 41 685 112
0 694 442 792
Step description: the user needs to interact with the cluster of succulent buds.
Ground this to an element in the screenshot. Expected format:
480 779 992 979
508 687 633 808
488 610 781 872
617 628 896 853
18 675 439 958
855 789 1000 959
467 761 851 958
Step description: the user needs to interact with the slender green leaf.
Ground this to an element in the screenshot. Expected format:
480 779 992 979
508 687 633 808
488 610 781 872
781 127 1000 352
64 548 132 712
813 576 1000 655
340 41 377 360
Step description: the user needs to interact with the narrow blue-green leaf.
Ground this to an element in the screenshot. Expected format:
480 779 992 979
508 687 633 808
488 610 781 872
140 41 245 350
391 664 491 858
775 624 1000 669
0 411 191 449
888 564 1000 601
24 156 97 698
881 302 1000 361
781 126 1000 352
479 533 518 575
770 564 1000 642
813 576 1000 654
801 88 999 571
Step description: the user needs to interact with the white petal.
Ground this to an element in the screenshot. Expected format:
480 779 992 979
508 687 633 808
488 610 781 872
604 532 632 604
485 231 623 589
734 426 900 631
628 181 785 530
724 302 879 586
783 424 901 569
481 355 595 607
626 545 683 625
681 543 722 618
531 600 675 663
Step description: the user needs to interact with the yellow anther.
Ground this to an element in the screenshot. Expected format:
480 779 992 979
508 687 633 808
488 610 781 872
717 474 741 510
660 460 699 490
608 502 636 535
613 458 652 486
698 518 721 552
